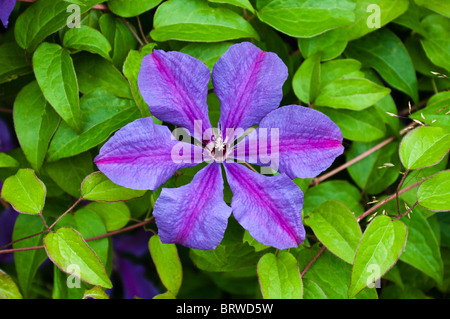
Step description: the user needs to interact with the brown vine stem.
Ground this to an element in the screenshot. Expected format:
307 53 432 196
48 198 83 231
311 122 418 186
0 217 155 255
0 108 13 114
121 17 144 47
356 179 424 223
301 245 326 277
301 179 425 277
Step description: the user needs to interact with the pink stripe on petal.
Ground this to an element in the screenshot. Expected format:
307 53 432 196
233 105 344 179
224 163 305 249
212 42 288 136
153 163 232 250
95 117 202 191
138 50 212 137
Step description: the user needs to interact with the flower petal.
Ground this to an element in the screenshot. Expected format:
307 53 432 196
224 163 305 249
95 117 202 191
115 257 159 299
212 42 288 136
138 50 212 137
153 163 232 250
0 0 15 28
233 105 344 179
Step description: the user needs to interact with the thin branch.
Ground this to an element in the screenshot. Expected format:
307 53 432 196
0 218 155 255
121 17 144 47
0 108 13 114
48 198 83 231
356 179 424 222
136 16 149 44
301 245 326 277
394 201 419 220
396 169 409 215
311 122 418 186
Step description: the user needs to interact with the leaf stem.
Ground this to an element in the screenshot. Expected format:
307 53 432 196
356 179 424 222
301 245 326 277
121 17 144 47
0 218 155 255
48 197 83 231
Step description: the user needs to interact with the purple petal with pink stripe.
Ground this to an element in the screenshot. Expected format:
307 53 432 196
224 163 305 249
233 105 344 179
138 50 212 138
212 42 288 136
95 117 202 191
0 0 15 28
153 163 232 250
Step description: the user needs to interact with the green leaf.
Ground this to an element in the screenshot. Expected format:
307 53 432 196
56 208 110 268
417 170 450 212
292 52 321 104
316 106 387 142
83 286 109 299
345 28 418 103
44 152 94 198
74 54 133 99
420 14 450 73
345 0 409 41
47 89 140 161
108 0 163 17
315 78 390 110
81 171 146 202
399 210 443 284
303 279 328 299
12 214 48 298
257 252 302 299
63 25 112 61
346 140 400 194
33 42 82 133
257 0 356 38
399 126 450 170
349 216 407 298
13 81 60 172
305 200 362 264
44 227 112 289
209 0 255 13
0 153 19 168
0 42 32 84
410 91 450 130
123 44 157 117
189 218 267 272
180 42 233 72
0 269 23 299
298 28 348 61
149 235 183 296
296 244 378 299
243 230 270 252
153 291 176 299
150 0 259 42
414 0 450 17
320 59 364 87
98 14 138 69
303 180 364 216
84 201 130 231
14 0 104 52
1 169 46 215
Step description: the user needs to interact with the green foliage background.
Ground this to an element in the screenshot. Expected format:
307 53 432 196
0 0 449 300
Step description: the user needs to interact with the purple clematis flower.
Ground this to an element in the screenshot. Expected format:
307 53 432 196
0 0 15 28
95 42 343 250
112 231 160 299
